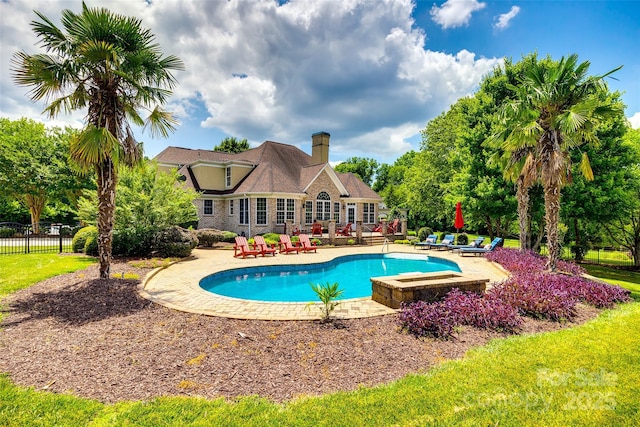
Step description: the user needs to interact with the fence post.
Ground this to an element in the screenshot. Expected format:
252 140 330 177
59 230 63 253
26 225 30 254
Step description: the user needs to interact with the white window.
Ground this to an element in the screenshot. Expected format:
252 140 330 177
305 201 313 224
239 198 249 225
225 167 232 188
229 200 234 215
333 202 340 222
276 198 296 224
256 198 267 225
363 203 375 223
204 199 213 216
316 191 331 221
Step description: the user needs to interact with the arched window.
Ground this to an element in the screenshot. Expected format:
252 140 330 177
316 192 331 221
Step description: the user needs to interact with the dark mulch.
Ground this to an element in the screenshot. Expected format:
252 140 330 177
0 261 601 403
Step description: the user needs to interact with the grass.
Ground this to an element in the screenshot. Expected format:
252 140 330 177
0 253 95 300
584 264 640 301
0 254 639 426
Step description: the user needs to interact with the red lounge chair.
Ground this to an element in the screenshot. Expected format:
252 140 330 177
387 218 399 234
279 234 300 254
311 222 323 236
337 223 352 236
253 235 277 256
298 234 317 253
372 223 382 233
233 236 261 258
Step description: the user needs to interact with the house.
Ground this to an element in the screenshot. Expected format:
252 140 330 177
155 132 383 236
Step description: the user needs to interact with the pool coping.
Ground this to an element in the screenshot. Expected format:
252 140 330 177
139 244 510 321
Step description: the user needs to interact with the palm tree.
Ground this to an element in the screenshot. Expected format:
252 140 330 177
12 2 184 277
497 54 621 271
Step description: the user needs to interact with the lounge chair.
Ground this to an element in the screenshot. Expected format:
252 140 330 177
233 236 261 258
337 223 352 236
459 237 503 256
298 234 318 253
372 223 382 233
430 234 455 250
387 218 399 234
278 234 300 254
253 235 277 256
414 234 438 250
449 236 485 252
311 222 323 236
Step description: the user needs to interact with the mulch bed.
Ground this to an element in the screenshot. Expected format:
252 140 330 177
0 260 601 403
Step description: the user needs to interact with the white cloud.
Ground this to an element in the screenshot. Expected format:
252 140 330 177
493 6 520 30
1 0 501 160
629 112 640 129
430 0 486 29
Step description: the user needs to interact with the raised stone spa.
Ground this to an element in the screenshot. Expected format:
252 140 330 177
371 272 490 309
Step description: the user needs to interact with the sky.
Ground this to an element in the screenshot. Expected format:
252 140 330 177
1 0 639 164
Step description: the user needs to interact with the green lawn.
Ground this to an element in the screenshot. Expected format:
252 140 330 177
1 255 639 426
0 253 95 299
584 264 640 301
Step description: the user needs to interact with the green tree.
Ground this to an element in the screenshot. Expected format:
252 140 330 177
0 118 89 231
214 137 250 153
494 54 622 271
334 157 379 186
77 161 199 231
600 128 640 266
12 3 184 277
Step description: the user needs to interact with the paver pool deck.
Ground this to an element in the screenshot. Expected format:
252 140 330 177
139 244 509 321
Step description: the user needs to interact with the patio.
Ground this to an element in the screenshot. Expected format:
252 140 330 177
139 243 509 320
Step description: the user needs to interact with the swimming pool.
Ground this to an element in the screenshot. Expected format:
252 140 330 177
199 253 461 302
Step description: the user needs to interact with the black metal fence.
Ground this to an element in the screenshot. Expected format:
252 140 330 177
539 245 636 268
0 222 75 255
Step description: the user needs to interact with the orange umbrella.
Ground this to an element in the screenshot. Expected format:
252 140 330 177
454 202 464 231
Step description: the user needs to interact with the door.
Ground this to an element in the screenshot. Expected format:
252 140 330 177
347 203 356 224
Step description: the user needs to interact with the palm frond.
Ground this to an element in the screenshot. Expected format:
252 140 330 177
144 106 179 138
70 125 121 169
579 152 594 181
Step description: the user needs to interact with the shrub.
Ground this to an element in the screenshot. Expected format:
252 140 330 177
262 233 280 246
196 228 225 247
417 227 432 242
311 238 322 246
442 288 522 332
153 226 198 258
486 248 585 276
307 282 344 322
72 226 97 253
113 226 156 257
83 234 98 256
0 227 16 238
394 239 411 245
399 289 522 339
398 300 457 339
489 273 578 321
456 233 468 245
407 230 416 236
221 231 237 243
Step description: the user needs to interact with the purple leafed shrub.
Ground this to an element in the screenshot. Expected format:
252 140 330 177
398 289 522 339
398 300 457 339
486 248 585 276
554 275 631 308
442 288 522 333
490 273 579 320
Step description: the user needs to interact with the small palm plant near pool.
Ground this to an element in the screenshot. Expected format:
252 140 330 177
399 248 631 339
308 282 344 322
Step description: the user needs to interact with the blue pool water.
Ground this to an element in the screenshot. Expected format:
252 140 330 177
199 253 461 302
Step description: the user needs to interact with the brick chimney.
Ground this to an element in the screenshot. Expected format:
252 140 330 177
311 131 330 164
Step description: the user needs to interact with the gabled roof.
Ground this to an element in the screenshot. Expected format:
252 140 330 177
154 140 381 201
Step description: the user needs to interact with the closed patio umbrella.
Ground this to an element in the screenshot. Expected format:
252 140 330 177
454 202 464 242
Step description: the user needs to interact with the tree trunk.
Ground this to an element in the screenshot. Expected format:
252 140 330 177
96 159 117 278
485 216 495 241
516 176 530 252
543 180 562 272
24 193 46 234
